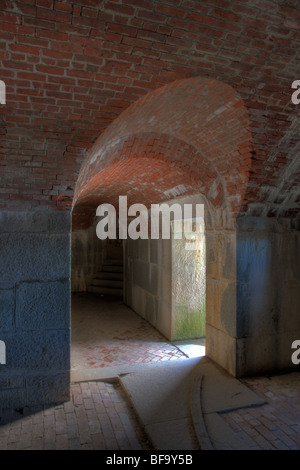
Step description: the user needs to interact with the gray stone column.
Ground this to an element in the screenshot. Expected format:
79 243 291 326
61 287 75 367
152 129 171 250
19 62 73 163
206 215 300 377
236 217 300 377
205 215 238 376
0 209 71 409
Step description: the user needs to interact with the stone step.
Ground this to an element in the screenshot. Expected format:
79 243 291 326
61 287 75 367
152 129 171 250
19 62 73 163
88 285 123 297
91 278 123 289
102 265 123 273
94 271 123 281
104 259 123 266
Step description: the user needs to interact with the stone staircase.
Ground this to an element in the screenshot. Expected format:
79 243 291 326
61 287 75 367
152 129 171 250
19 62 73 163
88 259 123 297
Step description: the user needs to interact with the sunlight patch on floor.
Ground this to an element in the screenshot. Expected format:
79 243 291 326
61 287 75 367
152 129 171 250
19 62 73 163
173 339 206 358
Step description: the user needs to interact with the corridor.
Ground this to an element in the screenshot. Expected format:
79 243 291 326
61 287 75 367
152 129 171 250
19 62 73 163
71 293 206 373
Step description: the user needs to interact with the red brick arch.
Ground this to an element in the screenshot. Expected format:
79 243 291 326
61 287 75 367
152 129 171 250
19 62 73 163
72 77 254 229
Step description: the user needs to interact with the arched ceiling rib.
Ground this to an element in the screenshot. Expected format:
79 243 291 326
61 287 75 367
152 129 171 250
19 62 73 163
73 77 254 228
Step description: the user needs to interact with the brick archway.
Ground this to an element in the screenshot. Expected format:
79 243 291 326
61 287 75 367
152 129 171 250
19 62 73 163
72 76 254 227
71 76 255 377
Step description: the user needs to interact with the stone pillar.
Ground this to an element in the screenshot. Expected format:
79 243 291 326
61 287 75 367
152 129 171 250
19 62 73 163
236 217 300 377
0 209 71 409
205 213 238 376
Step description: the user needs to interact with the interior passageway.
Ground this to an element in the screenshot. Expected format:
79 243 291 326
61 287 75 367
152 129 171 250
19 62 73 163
71 292 206 374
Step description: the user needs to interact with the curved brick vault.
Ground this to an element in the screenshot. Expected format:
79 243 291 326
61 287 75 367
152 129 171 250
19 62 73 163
1 0 300 223
72 76 254 229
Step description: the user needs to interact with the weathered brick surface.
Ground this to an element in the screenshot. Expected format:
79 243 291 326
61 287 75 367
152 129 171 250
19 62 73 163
71 292 187 370
0 0 299 220
0 381 150 450
222 372 300 450
73 77 253 227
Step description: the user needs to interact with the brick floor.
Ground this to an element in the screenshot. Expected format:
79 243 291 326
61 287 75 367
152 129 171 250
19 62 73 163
221 372 300 450
71 293 187 371
1 294 299 450
0 381 151 450
1 372 299 451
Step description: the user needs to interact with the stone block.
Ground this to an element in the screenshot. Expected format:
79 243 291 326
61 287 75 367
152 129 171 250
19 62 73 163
130 284 146 320
145 293 157 326
0 374 24 390
132 259 150 291
0 233 70 285
279 280 300 333
0 210 49 233
123 277 132 306
160 238 171 269
26 372 70 406
237 216 275 233
237 280 278 338
0 288 14 331
1 330 70 370
237 233 273 286
138 238 149 262
49 211 71 233
206 323 237 377
0 209 71 234
125 257 133 282
149 263 158 295
157 299 172 340
127 238 139 260
206 279 237 337
285 232 300 282
16 281 70 330
150 238 171 268
0 387 27 410
236 334 278 377
0 209 71 409
149 239 157 264
206 231 236 282
158 266 171 303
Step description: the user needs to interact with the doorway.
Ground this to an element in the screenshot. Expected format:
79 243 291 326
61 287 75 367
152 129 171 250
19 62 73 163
171 216 206 357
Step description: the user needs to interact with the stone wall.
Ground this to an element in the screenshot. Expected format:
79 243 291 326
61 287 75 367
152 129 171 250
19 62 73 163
71 219 107 292
205 215 238 376
0 209 71 409
124 237 172 339
124 195 206 341
205 214 300 377
2 207 298 411
236 217 300 376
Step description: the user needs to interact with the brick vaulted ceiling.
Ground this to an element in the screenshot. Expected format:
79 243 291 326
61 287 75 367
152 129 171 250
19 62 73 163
73 77 253 228
0 0 300 227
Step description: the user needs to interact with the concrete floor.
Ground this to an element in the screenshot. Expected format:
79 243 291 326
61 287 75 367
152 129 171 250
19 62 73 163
0 293 299 450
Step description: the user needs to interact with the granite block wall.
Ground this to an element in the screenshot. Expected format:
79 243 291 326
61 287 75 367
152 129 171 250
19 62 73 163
0 209 71 409
236 217 300 376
